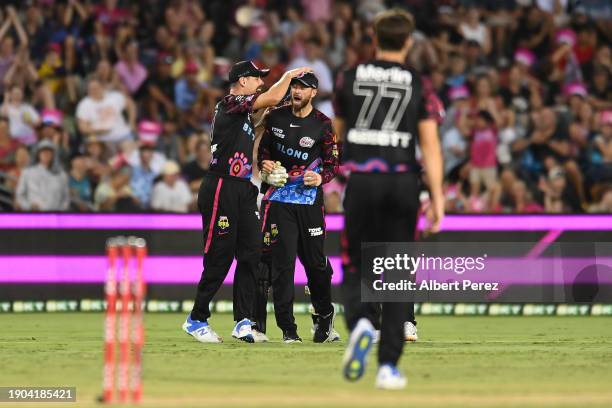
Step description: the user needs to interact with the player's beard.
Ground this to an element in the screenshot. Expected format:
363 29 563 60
291 95 311 112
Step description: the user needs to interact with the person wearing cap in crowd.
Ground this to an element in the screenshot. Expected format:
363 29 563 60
146 53 177 121
255 72 340 343
128 120 165 209
38 109 68 162
183 60 312 344
151 160 192 213
15 139 69 211
126 120 167 175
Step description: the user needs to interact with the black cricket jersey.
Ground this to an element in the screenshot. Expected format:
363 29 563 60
209 93 259 179
333 60 444 173
258 105 339 205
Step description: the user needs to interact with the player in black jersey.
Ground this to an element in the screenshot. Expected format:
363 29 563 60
255 72 340 343
333 10 444 388
183 60 312 344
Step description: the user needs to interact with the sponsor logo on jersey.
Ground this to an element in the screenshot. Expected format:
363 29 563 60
243 122 255 140
217 216 229 230
275 142 309 160
308 227 323 237
356 64 413 85
299 137 315 148
290 123 301 128
272 126 285 139
263 232 271 246
211 144 217 153
271 224 278 237
347 129 412 148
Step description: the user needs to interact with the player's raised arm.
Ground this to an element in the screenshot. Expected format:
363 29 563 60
253 67 313 111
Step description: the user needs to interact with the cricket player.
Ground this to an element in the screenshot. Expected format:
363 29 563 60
183 61 311 343
333 10 444 388
255 72 340 343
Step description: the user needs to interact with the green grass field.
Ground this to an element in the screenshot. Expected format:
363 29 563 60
1 313 612 408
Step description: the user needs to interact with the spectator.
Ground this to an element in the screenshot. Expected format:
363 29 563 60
130 140 157 210
182 138 210 191
94 165 139 212
114 40 147 97
0 115 19 172
1 85 40 146
145 53 177 121
68 154 92 212
126 120 167 175
539 166 582 213
76 77 135 146
151 160 192 213
469 110 498 211
15 139 69 211
459 7 492 55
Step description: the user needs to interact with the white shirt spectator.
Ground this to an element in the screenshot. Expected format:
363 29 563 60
151 179 192 212
6 103 39 145
442 127 467 174
76 90 132 143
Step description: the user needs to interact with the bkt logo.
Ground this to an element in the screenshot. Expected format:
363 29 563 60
275 142 309 160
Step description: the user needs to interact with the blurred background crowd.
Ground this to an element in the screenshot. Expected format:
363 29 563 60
0 0 610 214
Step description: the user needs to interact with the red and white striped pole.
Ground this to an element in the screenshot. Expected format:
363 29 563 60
130 237 147 403
118 237 132 403
102 238 119 404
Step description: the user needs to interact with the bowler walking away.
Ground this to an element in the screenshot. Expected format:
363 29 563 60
333 10 445 389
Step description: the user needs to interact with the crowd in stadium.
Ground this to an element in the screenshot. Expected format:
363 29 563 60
0 0 610 214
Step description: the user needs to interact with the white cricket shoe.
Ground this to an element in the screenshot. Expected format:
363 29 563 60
404 322 418 342
373 330 380 344
342 318 375 381
375 364 407 390
231 318 255 343
182 315 222 343
252 328 269 343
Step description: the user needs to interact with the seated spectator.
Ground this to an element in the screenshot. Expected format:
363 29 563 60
588 110 612 191
83 136 111 188
1 85 40 146
511 180 544 213
469 110 498 210
182 138 210 191
126 120 167 175
588 188 612 213
130 140 157 209
115 40 148 97
68 154 93 212
539 166 582 213
151 161 192 213
145 53 177 121
15 139 69 211
0 115 19 172
5 145 30 191
459 7 492 55
38 109 69 163
76 77 135 146
94 165 139 212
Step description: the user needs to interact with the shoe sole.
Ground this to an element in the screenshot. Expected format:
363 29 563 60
343 329 374 382
375 380 407 390
232 334 255 343
405 335 418 342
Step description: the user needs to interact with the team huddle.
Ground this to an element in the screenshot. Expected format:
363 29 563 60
182 9 444 390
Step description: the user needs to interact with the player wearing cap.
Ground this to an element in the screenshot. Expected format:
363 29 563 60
183 60 312 343
334 10 444 389
254 72 340 343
